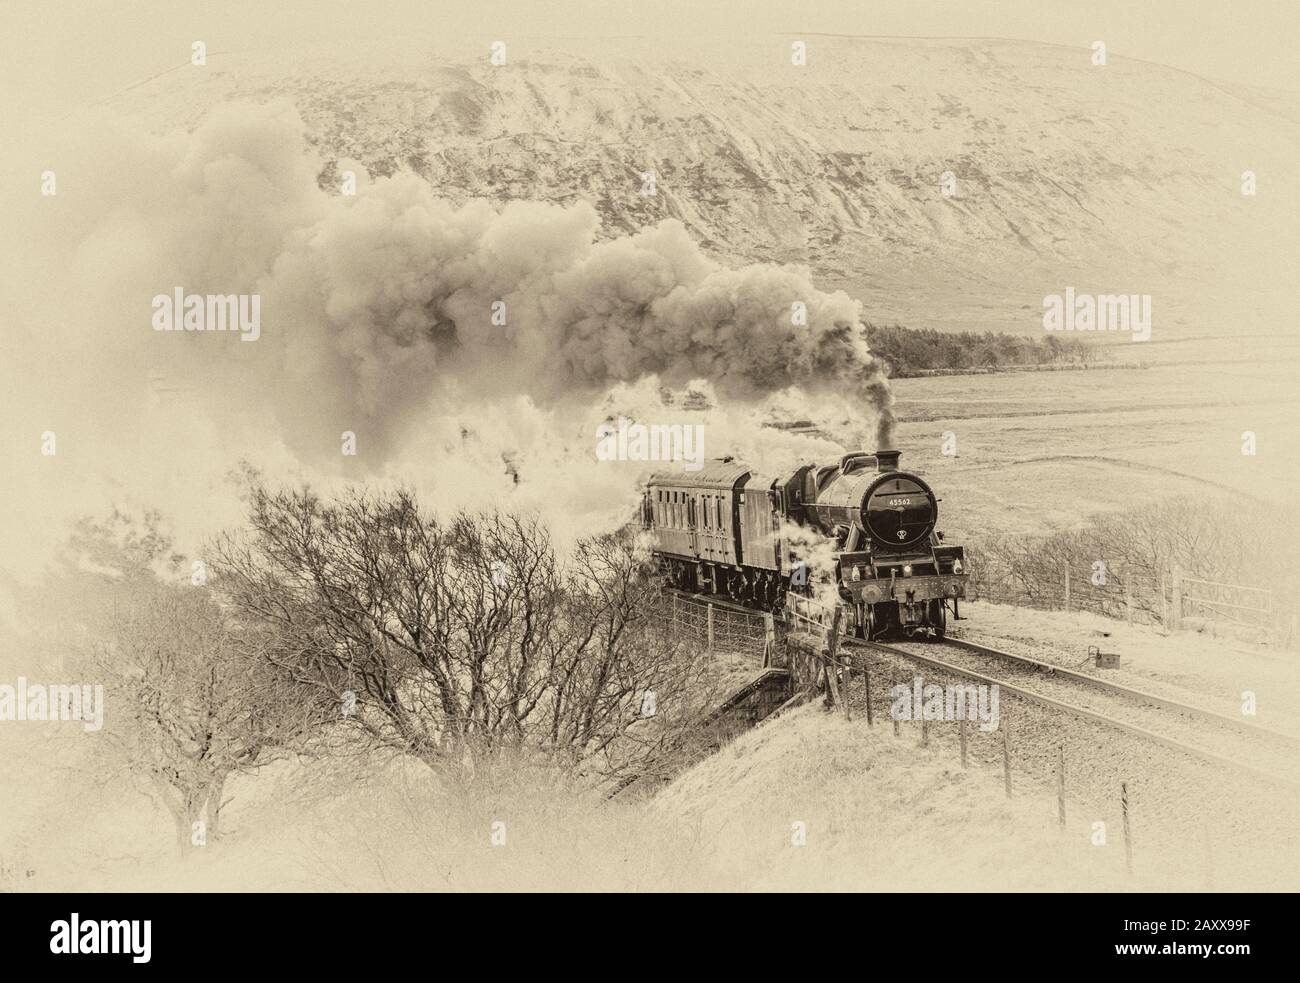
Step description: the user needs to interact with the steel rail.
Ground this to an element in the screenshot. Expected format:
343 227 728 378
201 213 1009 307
662 587 1300 787
851 638 1299 791
936 636 1300 748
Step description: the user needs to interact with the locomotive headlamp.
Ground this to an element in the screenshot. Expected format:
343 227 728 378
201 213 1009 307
952 558 964 575
902 564 913 577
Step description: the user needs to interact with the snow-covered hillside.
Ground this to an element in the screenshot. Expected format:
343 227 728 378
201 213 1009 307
96 35 1300 332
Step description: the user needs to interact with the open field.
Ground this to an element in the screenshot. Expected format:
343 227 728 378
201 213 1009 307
877 335 1300 538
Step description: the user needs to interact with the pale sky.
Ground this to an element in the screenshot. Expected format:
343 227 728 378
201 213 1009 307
2 0 1297 121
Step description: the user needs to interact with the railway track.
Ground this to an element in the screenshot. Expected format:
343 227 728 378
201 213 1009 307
926 635 1291 742
852 636 1300 791
663 588 1300 889
661 587 1300 790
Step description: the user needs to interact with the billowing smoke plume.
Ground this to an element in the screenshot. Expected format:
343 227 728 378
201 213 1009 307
1 101 893 573
8 101 892 454
265 191 896 454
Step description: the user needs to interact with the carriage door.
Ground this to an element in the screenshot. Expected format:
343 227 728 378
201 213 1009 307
687 495 698 557
772 487 785 571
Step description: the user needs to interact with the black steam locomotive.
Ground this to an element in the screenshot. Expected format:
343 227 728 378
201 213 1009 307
643 449 967 639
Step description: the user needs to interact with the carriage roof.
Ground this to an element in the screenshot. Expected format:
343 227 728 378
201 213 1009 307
645 460 752 491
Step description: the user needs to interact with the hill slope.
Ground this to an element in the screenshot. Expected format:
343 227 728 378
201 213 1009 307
100 36 1300 333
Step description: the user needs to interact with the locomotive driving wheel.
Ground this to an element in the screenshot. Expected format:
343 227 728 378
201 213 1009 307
927 599 947 641
863 602 894 640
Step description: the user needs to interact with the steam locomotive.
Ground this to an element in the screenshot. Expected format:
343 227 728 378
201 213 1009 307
642 449 967 639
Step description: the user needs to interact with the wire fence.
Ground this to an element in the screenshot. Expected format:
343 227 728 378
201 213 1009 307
967 557 1295 649
835 648 1277 888
650 578 1294 875
648 593 777 664
652 589 1273 887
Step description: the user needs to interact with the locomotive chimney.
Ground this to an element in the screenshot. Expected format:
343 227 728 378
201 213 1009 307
874 449 901 472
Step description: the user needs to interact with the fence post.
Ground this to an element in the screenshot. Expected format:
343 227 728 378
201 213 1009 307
959 716 967 768
863 669 873 728
841 656 852 722
1121 782 1133 876
1160 571 1169 634
921 712 929 747
1063 566 1071 612
1002 720 1012 798
1202 821 1214 889
1171 567 1182 630
1057 745 1066 828
824 607 844 709
707 604 714 653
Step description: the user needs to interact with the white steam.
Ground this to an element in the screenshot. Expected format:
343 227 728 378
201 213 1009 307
1 101 892 575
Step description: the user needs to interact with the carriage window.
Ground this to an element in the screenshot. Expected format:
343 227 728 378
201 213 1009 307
703 496 710 528
717 497 724 528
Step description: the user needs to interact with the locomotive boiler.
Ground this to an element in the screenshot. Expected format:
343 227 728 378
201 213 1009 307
642 449 967 639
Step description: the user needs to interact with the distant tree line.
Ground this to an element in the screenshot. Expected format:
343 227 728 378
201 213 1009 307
865 323 1100 376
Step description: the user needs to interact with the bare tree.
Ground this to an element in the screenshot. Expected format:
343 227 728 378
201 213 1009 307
213 484 714 788
14 511 319 853
92 584 319 853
